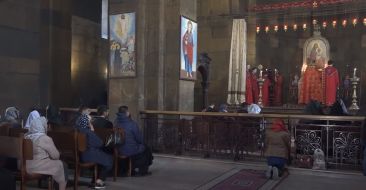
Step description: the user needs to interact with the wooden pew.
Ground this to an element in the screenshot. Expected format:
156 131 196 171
94 127 131 181
0 134 53 190
48 129 98 190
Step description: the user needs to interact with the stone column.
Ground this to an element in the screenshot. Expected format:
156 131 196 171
40 0 72 107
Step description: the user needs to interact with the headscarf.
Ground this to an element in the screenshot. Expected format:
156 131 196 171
247 104 261 114
271 119 288 132
75 114 90 129
24 110 41 129
24 117 48 142
4 107 20 122
219 104 228 113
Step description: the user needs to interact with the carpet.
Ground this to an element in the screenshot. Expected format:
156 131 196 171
209 169 268 190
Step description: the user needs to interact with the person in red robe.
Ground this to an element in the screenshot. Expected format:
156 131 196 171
250 68 259 103
183 21 194 78
262 73 270 107
245 68 254 104
299 61 323 104
324 60 339 106
274 69 283 106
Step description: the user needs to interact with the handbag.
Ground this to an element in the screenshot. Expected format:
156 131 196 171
104 128 125 153
295 155 313 169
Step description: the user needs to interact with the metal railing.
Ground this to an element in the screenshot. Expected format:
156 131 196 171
140 110 365 170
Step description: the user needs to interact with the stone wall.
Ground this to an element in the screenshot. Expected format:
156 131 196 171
71 16 107 107
0 0 41 116
195 0 255 110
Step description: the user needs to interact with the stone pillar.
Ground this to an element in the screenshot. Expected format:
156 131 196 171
40 0 72 107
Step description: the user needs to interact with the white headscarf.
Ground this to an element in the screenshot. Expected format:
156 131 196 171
24 110 41 129
24 117 48 142
247 104 261 114
4 107 20 122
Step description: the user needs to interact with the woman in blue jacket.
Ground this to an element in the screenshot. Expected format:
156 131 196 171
76 114 112 188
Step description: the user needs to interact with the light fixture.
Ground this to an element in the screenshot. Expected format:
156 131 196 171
342 19 347 27
312 19 318 25
274 25 278 32
256 26 260 34
352 18 358 26
363 18 366 26
265 26 269 33
332 20 337 28
284 25 288 32
293 24 298 31
322 21 327 28
303 23 307 30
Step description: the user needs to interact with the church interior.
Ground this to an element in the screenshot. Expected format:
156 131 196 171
0 0 366 189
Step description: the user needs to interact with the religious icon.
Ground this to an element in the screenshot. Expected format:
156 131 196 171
109 13 136 78
180 16 198 80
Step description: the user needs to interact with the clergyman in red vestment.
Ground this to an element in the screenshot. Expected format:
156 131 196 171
274 69 283 106
250 68 259 103
299 61 324 104
324 60 339 106
262 74 270 107
245 69 254 104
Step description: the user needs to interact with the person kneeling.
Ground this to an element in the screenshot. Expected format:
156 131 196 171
115 106 153 176
264 119 290 180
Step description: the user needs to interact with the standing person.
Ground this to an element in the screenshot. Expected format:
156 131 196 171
76 114 112 188
250 68 259 103
274 69 283 106
324 60 339 106
245 65 254 104
25 117 67 190
265 119 290 180
115 106 153 176
24 109 41 129
92 105 113 129
262 72 270 107
182 21 194 78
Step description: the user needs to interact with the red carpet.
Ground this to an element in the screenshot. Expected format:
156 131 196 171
210 169 268 190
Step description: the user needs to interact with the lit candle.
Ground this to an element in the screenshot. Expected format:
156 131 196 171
259 70 263 78
353 68 357 77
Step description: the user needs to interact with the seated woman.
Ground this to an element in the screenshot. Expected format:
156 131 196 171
24 109 41 129
264 119 290 180
76 114 112 188
25 117 67 190
2 107 21 128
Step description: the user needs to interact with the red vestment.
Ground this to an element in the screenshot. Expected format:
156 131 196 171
325 66 339 106
274 74 283 106
262 76 270 107
299 66 323 104
251 74 259 103
183 32 194 64
245 71 254 104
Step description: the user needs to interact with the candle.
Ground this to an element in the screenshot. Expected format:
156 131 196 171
353 68 357 77
259 70 263 78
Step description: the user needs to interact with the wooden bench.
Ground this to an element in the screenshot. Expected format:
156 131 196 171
48 129 98 190
0 134 53 190
94 127 131 181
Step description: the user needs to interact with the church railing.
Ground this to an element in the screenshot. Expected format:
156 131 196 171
140 110 365 171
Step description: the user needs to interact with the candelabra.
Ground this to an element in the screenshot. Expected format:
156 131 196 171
349 68 360 112
257 65 265 108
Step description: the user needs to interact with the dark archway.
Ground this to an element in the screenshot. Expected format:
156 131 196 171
196 53 211 109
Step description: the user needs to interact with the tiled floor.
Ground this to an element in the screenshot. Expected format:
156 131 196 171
21 155 366 190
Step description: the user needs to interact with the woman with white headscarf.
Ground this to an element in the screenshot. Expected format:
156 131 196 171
3 107 21 128
24 110 40 129
25 117 67 190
